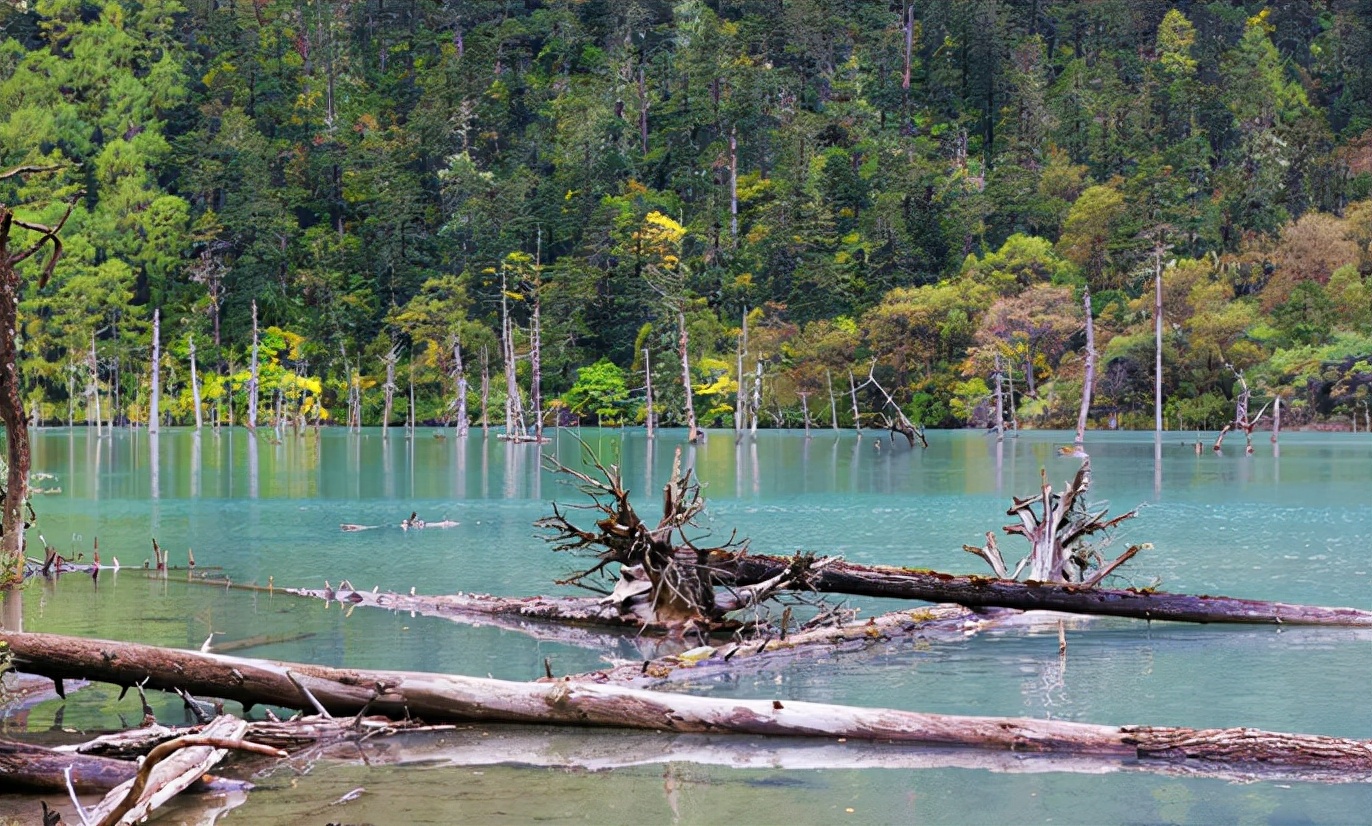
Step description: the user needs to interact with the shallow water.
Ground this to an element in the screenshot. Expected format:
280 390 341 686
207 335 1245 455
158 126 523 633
4 426 1372 824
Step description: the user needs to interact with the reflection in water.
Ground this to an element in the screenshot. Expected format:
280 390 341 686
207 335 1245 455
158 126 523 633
190 432 201 499
10 429 1372 823
247 432 259 499
1153 432 1162 499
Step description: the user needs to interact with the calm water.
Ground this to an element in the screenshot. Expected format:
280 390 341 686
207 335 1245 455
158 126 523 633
5 426 1372 824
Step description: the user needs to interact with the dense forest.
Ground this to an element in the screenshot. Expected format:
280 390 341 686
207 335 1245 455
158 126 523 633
2 0 1371 432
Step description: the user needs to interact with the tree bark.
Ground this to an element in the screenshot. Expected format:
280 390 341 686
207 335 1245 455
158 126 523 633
188 334 202 432
717 552 1372 627
1155 255 1163 434
1074 288 1094 452
149 308 160 433
0 739 140 793
6 631 1372 773
247 300 259 431
382 343 398 434
453 338 468 437
678 306 699 442
643 346 654 438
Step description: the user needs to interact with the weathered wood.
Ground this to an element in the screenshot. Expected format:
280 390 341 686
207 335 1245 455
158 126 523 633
87 715 278 826
718 552 1372 627
7 631 1372 773
0 739 140 793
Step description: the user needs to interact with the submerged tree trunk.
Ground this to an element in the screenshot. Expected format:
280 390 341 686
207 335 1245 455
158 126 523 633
7 631 1372 774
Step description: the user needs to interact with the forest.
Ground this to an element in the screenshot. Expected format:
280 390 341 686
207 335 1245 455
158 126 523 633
2 0 1372 432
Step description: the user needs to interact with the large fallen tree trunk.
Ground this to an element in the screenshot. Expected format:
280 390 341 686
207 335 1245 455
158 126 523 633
714 552 1372 626
283 558 1372 631
5 631 1372 773
0 739 142 793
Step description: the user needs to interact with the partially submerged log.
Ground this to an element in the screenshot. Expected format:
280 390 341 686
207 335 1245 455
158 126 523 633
718 552 1372 627
5 631 1372 774
0 739 141 793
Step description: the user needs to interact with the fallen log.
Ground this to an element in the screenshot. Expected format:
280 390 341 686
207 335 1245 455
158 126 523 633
86 715 282 826
0 739 140 793
717 552 1372 627
5 631 1372 773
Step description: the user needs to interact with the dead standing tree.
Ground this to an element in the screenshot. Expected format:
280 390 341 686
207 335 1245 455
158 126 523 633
963 459 1140 586
1213 365 1269 453
0 166 76 583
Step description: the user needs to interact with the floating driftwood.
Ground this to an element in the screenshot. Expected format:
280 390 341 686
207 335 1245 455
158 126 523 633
340 518 460 532
5 631 1372 775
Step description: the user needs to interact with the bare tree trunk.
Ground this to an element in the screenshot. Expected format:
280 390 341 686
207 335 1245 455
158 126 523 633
1074 289 1095 453
188 334 202 432
827 370 838 431
382 343 399 435
531 234 544 441
735 309 746 439
149 308 161 433
637 63 649 154
729 127 739 244
1006 359 1018 431
0 180 73 581
800 392 811 436
1271 396 1281 444
247 300 259 431
719 552 1372 627
0 265 30 582
749 360 762 436
501 269 526 439
407 361 415 436
678 306 699 442
848 371 861 436
644 347 654 438
89 332 102 437
453 339 468 437
1155 255 1163 435
901 1 914 90
993 353 1004 441
480 346 490 436
11 631 1372 774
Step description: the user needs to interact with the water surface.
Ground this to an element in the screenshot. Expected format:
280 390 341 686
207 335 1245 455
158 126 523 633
5 427 1372 824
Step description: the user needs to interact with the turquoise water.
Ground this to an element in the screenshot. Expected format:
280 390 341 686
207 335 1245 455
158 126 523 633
5 426 1372 824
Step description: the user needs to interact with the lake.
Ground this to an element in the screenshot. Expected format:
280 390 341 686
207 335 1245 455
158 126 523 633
3 426 1372 824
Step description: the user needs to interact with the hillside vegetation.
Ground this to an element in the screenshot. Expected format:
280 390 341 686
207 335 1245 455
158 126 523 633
2 0 1371 430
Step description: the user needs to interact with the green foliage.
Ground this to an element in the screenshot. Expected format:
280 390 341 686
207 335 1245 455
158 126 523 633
2 1 1371 431
562 359 630 425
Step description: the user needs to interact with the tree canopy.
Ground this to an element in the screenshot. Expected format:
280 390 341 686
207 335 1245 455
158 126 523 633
2 0 1371 431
